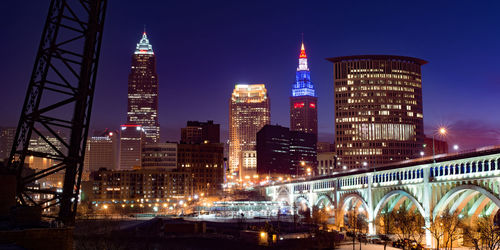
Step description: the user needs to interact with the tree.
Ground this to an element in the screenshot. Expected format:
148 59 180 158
311 205 329 229
463 216 500 250
392 205 425 248
346 207 368 250
378 205 393 235
426 207 464 250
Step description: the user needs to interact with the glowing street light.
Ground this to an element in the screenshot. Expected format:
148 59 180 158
453 144 459 151
439 127 447 135
433 127 448 163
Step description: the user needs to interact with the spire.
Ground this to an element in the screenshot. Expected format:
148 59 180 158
297 41 309 71
135 30 154 55
292 39 315 97
299 42 307 58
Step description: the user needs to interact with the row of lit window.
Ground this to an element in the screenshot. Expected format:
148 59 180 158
346 73 418 80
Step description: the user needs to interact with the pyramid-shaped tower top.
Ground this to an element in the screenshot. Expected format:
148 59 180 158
299 42 307 58
134 31 154 55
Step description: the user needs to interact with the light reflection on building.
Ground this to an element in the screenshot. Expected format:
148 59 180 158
229 84 270 179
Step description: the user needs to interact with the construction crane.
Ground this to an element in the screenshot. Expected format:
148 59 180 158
5 0 107 226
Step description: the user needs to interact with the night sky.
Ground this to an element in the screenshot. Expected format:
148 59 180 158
1 0 499 150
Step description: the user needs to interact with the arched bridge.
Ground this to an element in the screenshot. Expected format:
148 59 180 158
263 146 500 248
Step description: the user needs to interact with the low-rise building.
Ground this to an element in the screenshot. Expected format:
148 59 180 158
317 152 338 175
89 168 192 202
177 142 224 195
141 143 177 170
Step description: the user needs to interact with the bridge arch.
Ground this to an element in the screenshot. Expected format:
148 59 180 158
295 195 312 216
315 194 334 208
275 186 291 204
339 193 369 212
374 190 426 219
432 185 500 220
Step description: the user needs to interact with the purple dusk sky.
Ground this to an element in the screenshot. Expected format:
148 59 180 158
0 0 499 150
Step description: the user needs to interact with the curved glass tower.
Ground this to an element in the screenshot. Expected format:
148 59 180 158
327 55 426 169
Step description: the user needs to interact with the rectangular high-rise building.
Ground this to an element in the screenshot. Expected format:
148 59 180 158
229 84 270 179
181 120 220 144
127 32 160 144
289 130 317 175
256 124 317 176
119 124 144 170
256 125 290 175
84 132 117 172
328 55 426 169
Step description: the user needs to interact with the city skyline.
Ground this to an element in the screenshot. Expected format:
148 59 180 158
1 1 499 151
1 2 500 249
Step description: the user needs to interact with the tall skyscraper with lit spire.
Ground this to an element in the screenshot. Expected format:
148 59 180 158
290 42 318 137
127 31 160 143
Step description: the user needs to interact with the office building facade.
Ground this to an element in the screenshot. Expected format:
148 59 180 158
177 143 224 195
142 143 177 170
181 120 220 144
229 84 270 178
423 136 448 157
328 55 426 169
256 125 290 175
0 127 16 160
84 132 118 172
256 125 317 176
119 124 144 170
317 152 338 175
89 168 192 201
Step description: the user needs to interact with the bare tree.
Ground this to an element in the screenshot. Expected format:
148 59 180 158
392 205 425 248
426 207 463 250
346 208 368 250
311 205 329 229
463 216 500 250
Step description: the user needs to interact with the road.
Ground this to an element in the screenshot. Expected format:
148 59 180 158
337 243 399 250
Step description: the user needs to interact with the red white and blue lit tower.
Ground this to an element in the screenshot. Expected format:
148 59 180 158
290 42 318 137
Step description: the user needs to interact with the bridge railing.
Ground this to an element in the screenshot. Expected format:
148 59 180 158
269 152 500 194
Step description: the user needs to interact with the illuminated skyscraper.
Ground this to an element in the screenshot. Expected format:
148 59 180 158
127 31 160 143
229 84 270 178
327 55 426 169
290 42 318 136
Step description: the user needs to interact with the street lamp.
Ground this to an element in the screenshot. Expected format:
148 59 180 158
297 161 305 177
453 144 459 151
433 127 447 163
